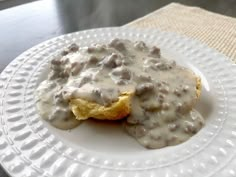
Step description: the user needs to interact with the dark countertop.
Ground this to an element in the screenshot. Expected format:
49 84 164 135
0 0 235 176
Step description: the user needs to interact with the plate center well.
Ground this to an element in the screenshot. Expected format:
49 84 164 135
36 47 216 155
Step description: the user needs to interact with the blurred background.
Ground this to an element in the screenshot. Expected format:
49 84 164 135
1 0 236 30
0 0 235 72
0 0 236 176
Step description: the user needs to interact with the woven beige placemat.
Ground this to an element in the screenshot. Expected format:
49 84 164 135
126 3 236 62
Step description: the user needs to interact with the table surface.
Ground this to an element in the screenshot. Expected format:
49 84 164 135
0 0 235 176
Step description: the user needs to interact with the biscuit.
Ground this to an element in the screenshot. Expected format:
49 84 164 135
70 92 133 120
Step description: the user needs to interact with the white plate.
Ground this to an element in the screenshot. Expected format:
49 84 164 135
0 27 236 177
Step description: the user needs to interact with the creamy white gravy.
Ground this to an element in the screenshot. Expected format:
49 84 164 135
36 39 204 148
